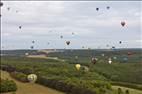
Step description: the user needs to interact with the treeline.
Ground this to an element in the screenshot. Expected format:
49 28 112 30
36 76 111 94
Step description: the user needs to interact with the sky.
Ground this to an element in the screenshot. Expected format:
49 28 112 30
1 1 142 50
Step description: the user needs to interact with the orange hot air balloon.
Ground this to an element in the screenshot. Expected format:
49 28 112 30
66 41 70 45
121 21 126 27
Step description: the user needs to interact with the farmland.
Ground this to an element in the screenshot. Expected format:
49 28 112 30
0 49 142 94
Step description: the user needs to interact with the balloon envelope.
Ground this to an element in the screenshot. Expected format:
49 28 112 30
27 74 37 83
66 41 70 45
96 8 99 11
0 2 3 7
121 21 126 27
75 64 81 70
91 57 97 64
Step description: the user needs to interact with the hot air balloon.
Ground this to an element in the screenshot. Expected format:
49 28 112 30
82 66 89 72
66 41 70 45
16 10 18 13
72 32 74 35
119 41 122 44
19 26 22 29
123 57 128 61
113 56 117 60
127 52 133 56
106 6 110 10
75 64 81 70
101 53 105 57
32 41 35 44
30 46 34 49
91 57 97 64
108 58 112 64
96 8 99 11
25 53 29 56
75 56 78 59
7 7 10 11
60 35 63 39
121 21 126 27
112 46 115 49
27 74 37 83
0 2 3 7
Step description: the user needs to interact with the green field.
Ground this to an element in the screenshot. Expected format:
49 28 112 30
1 49 142 94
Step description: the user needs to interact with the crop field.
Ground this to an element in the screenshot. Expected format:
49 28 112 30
1 49 142 94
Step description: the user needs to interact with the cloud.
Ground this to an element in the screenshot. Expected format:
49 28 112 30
1 1 141 49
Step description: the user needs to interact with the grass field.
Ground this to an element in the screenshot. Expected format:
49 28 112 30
1 49 142 94
1 70 64 94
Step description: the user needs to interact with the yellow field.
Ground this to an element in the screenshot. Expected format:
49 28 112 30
1 70 64 94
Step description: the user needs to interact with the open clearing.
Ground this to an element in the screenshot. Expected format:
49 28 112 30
1 70 64 94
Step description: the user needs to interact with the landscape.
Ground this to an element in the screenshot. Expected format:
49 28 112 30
0 1 142 94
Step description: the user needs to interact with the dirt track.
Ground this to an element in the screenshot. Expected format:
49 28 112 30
1 70 64 94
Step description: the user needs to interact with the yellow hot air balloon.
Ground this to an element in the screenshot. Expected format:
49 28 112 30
27 74 37 83
75 64 81 70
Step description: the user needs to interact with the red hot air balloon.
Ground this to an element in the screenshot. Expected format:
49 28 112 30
121 21 126 27
66 41 70 45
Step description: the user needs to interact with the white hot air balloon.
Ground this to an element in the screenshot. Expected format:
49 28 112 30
108 58 112 64
75 64 81 70
25 53 29 56
27 74 37 83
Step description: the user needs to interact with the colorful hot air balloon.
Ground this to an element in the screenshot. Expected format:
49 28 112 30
27 74 37 83
91 57 97 64
121 21 126 27
66 41 70 45
75 64 81 70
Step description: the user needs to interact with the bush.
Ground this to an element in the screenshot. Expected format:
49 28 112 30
0 79 17 93
10 72 28 82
